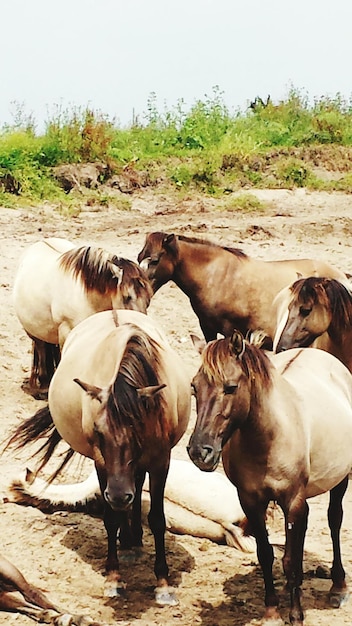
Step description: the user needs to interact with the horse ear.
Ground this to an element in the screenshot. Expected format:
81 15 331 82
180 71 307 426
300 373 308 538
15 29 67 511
109 263 123 285
74 378 103 403
230 331 245 357
137 383 166 398
190 334 206 354
163 233 177 252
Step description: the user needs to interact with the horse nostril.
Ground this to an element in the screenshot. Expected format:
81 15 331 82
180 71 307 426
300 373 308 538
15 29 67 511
124 492 134 505
200 445 214 462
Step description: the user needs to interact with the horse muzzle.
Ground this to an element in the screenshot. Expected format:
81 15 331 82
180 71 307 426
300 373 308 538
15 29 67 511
187 441 221 472
104 486 135 511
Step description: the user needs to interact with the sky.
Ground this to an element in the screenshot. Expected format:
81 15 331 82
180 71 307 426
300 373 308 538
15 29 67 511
1 0 352 132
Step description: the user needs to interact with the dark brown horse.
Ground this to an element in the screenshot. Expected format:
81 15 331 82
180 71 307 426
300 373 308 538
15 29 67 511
187 330 352 625
14 238 153 398
0 552 99 624
7 310 191 605
137 232 347 343
274 277 352 372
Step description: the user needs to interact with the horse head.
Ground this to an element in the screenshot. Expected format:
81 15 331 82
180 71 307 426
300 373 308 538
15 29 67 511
110 257 153 313
275 277 333 352
137 232 178 293
73 329 166 511
188 330 270 471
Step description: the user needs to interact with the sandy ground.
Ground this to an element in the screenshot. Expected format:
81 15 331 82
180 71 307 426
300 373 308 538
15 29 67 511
1 187 352 625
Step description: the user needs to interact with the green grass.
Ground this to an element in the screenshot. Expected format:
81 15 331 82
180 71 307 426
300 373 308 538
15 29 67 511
2 86 352 206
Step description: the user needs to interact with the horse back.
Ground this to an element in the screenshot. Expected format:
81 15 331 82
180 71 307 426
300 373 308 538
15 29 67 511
272 348 352 495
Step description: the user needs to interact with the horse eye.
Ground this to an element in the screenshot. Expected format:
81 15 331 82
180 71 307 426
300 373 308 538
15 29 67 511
300 307 311 318
191 383 197 396
223 384 237 395
149 258 159 267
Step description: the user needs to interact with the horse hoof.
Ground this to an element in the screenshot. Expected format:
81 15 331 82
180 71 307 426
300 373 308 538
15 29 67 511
154 586 179 606
329 589 350 608
103 580 127 598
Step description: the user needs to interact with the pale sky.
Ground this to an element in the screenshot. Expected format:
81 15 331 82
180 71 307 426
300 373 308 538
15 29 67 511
1 0 352 131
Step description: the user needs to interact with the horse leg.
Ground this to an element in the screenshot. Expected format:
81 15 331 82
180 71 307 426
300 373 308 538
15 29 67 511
95 466 126 598
0 555 100 625
102 503 126 598
328 475 349 608
148 464 177 606
0 591 57 621
24 338 56 399
281 496 309 625
129 469 146 548
117 471 145 565
199 320 217 342
244 501 283 624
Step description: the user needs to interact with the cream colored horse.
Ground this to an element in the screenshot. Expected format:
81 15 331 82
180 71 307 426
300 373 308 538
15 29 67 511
8 459 255 552
13 238 152 397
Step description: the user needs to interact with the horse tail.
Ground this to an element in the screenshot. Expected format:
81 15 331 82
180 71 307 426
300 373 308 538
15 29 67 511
8 468 104 516
5 405 75 481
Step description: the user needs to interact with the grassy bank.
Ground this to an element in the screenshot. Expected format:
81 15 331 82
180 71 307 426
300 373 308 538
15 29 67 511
2 87 352 209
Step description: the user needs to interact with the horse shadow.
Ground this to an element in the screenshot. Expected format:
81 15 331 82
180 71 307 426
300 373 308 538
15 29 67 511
48 510 195 621
197 545 343 626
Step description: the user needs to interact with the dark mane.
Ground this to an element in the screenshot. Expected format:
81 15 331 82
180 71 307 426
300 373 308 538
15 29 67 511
177 234 247 259
114 258 153 302
292 277 352 332
108 328 166 446
201 336 272 393
59 246 150 296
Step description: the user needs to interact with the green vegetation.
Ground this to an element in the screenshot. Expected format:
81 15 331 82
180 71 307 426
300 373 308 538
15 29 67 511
2 86 352 209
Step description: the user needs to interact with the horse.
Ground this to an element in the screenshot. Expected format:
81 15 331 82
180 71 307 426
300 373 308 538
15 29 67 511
13 237 153 398
273 277 352 372
137 231 348 344
0 552 99 624
8 459 255 552
187 330 352 625
6 309 191 605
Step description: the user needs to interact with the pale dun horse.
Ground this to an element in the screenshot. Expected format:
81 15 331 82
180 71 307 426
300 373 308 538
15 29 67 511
6 310 191 606
13 238 152 398
188 330 352 625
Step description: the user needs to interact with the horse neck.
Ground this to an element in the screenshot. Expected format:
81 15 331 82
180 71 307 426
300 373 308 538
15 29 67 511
84 289 114 313
240 370 290 453
172 241 227 295
323 326 352 373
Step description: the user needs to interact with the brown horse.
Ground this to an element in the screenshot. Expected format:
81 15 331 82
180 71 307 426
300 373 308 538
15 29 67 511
7 309 191 605
274 277 352 372
137 232 347 344
14 238 153 398
187 330 352 625
0 553 99 624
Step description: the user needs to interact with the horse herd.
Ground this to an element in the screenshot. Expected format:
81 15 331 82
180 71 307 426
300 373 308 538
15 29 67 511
3 232 352 626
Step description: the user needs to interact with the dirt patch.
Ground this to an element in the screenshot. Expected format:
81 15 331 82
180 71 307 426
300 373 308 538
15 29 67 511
1 188 352 625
